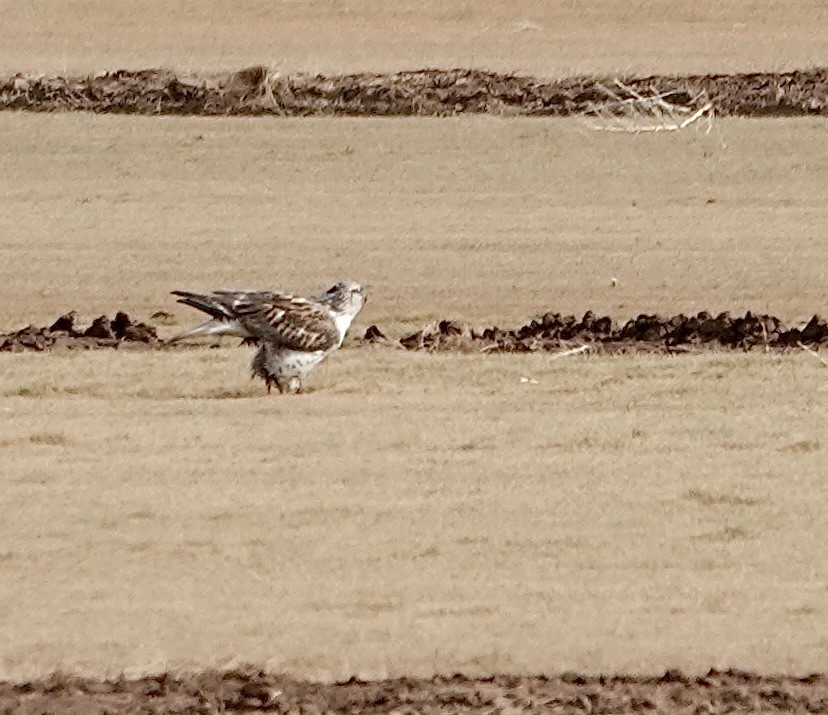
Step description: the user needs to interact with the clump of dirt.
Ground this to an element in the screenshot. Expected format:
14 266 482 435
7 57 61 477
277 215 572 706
392 311 828 354
1 66 826 116
362 324 388 343
0 311 158 352
0 668 825 714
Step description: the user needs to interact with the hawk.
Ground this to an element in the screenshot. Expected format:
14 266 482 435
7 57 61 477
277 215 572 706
168 281 366 394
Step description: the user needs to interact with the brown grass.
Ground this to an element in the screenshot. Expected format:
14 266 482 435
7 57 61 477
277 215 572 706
2 0 826 76
1 16 827 675
1 115 826 336
0 348 825 678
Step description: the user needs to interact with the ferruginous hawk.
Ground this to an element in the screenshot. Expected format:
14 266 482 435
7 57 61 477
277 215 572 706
168 281 366 394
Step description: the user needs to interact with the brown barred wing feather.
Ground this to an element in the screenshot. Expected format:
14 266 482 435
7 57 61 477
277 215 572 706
212 291 339 352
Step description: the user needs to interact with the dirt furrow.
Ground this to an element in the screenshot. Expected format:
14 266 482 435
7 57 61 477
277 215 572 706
3 668 827 714
2 67 827 116
2 309 826 355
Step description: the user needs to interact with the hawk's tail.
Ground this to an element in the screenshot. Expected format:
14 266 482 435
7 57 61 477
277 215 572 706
166 319 247 344
167 291 248 344
171 291 234 321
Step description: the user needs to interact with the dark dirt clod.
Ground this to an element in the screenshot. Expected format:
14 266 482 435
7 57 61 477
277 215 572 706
363 324 388 343
1 67 826 117
1 669 826 714
111 311 157 342
48 311 78 334
397 310 828 355
0 312 158 352
84 315 115 339
149 310 177 325
111 311 131 338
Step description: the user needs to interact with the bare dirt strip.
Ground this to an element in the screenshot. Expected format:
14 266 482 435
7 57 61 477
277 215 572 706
2 668 827 714
1 67 826 117
2 309 826 356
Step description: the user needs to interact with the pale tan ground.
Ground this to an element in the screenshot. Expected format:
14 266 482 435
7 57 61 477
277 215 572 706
2 0 827 688
3 0 827 77
0 348 825 679
1 115 826 336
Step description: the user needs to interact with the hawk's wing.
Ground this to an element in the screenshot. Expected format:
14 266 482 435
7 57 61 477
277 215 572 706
206 291 339 352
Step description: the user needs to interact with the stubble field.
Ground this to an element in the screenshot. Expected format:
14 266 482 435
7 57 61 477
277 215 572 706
3 0 827 77
1 1 827 712
2 346 827 680
1 111 826 684
1 114 826 332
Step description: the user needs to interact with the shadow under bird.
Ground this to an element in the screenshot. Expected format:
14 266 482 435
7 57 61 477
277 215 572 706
168 281 366 394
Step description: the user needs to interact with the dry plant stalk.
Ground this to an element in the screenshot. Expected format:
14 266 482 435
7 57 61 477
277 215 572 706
549 345 590 360
797 341 828 367
582 79 714 134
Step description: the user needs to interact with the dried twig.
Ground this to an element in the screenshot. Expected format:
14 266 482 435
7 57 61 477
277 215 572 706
549 345 590 360
582 80 714 134
797 342 828 367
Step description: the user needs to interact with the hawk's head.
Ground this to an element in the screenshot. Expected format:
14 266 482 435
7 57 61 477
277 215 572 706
319 280 366 317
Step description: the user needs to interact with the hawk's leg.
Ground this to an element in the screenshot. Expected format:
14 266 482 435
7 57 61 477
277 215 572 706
257 373 273 394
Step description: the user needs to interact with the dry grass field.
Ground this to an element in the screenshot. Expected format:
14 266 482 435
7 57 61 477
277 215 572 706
0 111 827 681
0 348 826 679
3 0 827 77
1 0 827 693
0 114 826 335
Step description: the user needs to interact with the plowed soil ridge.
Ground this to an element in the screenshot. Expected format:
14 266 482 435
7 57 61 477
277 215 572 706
2 668 826 714
0 311 158 352
2 67 827 116
387 310 828 354
2 310 826 355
